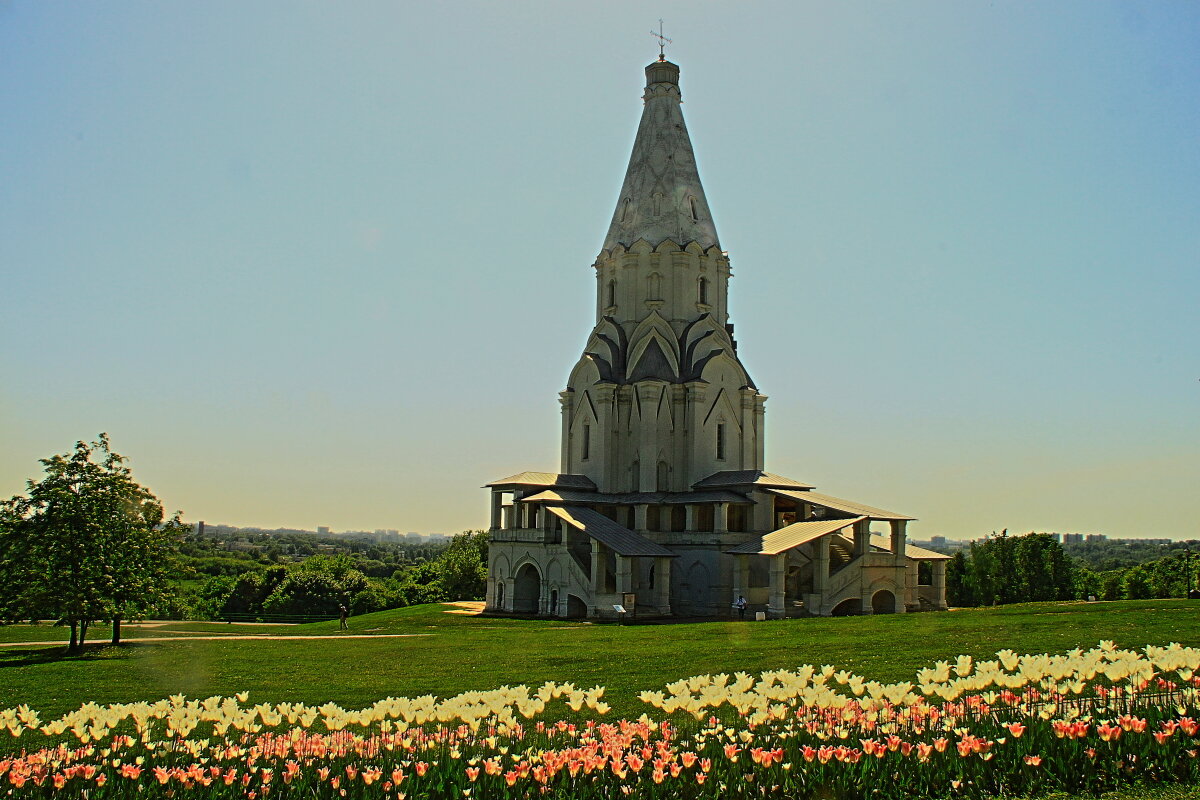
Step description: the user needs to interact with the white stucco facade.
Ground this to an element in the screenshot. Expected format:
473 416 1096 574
486 58 948 620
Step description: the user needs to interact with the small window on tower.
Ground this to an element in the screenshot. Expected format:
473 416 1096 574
716 422 726 460
606 280 616 308
621 198 632 222
689 196 699 222
698 276 709 305
582 423 591 460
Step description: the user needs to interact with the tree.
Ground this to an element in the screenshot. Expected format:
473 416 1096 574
437 531 488 601
0 434 184 651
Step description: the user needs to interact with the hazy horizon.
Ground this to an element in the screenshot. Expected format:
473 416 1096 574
3 2 1197 540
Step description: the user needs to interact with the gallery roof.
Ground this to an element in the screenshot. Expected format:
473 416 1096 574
484 472 597 490
726 517 868 556
548 506 676 557
768 488 916 522
692 471 816 491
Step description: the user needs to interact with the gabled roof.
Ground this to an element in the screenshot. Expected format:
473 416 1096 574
601 59 720 253
521 489 750 505
768 488 915 522
727 517 867 556
693 471 816 491
547 506 676 557
484 472 597 490
870 534 952 560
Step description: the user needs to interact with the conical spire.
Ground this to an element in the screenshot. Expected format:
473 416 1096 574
602 60 720 253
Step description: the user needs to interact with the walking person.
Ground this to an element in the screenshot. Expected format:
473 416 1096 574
735 595 748 620
338 604 349 631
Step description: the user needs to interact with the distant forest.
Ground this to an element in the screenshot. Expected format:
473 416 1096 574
945 531 1200 607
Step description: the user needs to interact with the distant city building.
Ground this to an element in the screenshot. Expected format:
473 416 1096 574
1062 533 1084 545
317 526 330 536
930 536 947 549
1085 533 1107 543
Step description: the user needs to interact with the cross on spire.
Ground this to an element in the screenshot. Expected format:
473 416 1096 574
650 19 672 61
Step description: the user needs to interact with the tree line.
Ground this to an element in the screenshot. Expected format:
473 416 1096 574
0 435 489 649
945 530 1200 607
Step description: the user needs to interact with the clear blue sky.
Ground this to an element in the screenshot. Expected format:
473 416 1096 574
2 1 1197 539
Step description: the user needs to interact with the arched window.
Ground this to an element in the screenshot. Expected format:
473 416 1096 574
647 272 662 301
689 196 699 222
716 422 726 460
582 423 591 460
631 460 641 492
698 276 709 305
606 279 616 308
657 461 670 491
620 197 632 222
652 192 663 216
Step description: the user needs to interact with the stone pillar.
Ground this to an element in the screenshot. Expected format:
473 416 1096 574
754 396 767 470
634 504 649 533
504 579 515 612
768 553 787 618
654 556 671 613
732 554 750 602
754 492 774 532
853 519 870 558
714 502 729 534
559 391 574 473
813 537 829 596
890 520 907 566
486 575 496 610
616 555 634 594
539 581 551 616
684 504 696 531
590 540 604 600
933 560 948 609
740 390 756 468
490 491 504 531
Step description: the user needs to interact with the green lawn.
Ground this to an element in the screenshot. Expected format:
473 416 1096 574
2 599 1198 720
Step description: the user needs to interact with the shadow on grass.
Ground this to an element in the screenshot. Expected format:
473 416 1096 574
0 641 156 668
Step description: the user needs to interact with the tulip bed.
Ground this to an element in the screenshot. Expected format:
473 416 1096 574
2 641 1198 799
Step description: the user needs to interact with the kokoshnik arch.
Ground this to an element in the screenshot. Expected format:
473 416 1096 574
485 56 949 619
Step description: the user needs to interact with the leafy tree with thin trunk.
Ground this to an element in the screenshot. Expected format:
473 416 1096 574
0 434 184 652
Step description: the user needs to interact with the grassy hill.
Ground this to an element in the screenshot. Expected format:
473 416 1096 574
2 599 1198 719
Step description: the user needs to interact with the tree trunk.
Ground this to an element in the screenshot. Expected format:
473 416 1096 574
68 619 78 653
112 616 122 645
79 619 89 650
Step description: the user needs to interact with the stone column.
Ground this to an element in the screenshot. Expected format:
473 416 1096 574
768 553 787 618
559 391 574 473
890 520 907 567
853 519 870 558
590 540 604 600
616 555 634 594
634 504 649 533
754 492 774 532
490 491 504 531
486 575 496 610
732 554 750 602
504 579 515 612
933 560 948 609
684 504 696 532
714 502 729 534
813 537 829 597
654 556 671 613
539 581 551 616
754 396 767 470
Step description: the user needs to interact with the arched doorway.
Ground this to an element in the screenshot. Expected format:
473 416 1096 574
566 594 588 618
549 589 559 616
513 563 541 614
871 589 897 615
495 580 506 611
830 598 862 616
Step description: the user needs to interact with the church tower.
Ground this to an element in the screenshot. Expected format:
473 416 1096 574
559 57 767 494
485 55 946 621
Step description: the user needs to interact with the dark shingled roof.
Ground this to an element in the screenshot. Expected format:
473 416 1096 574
692 471 816 491
769 488 915 522
727 517 868 555
520 489 750 505
548 506 676 557
484 472 597 490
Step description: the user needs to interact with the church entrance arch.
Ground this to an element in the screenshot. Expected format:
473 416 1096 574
566 594 588 619
830 598 862 616
871 590 897 615
513 563 541 614
549 589 559 616
495 580 506 611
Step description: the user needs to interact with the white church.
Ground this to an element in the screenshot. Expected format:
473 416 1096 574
485 56 948 619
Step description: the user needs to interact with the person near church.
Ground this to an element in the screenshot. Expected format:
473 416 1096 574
735 595 748 620
338 604 349 631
